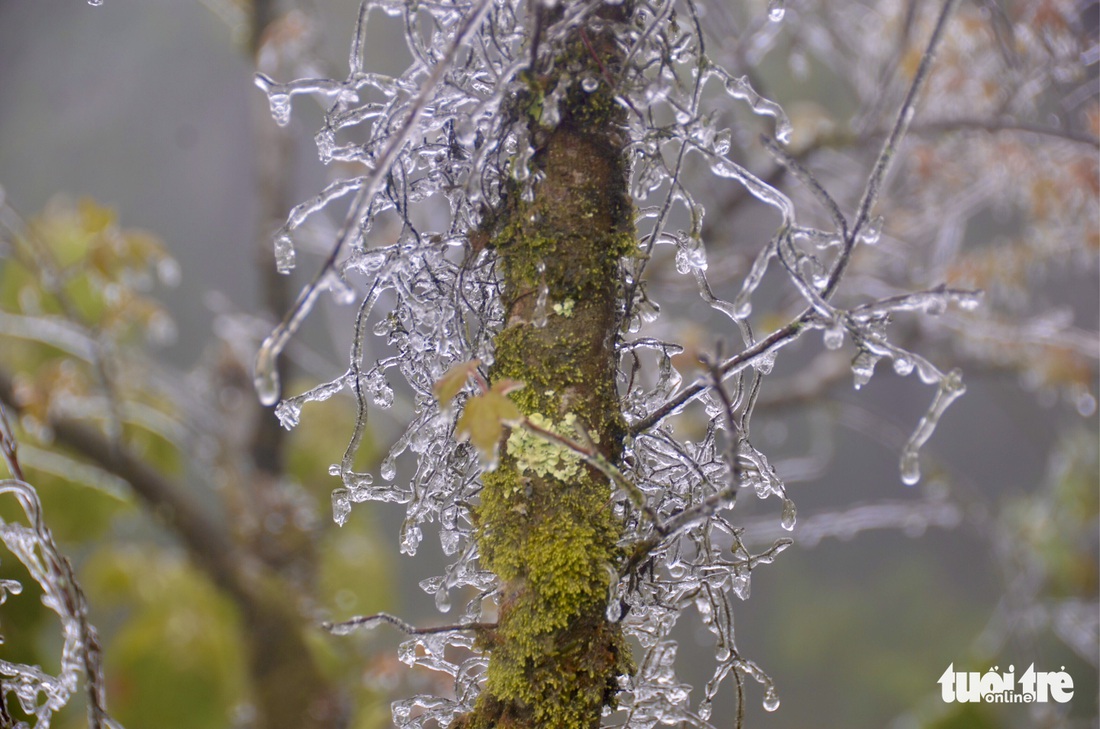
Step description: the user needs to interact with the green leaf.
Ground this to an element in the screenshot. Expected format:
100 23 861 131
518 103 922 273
433 359 482 404
455 390 523 462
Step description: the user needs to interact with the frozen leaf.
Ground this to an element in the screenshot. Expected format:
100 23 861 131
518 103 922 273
433 359 482 405
455 389 523 464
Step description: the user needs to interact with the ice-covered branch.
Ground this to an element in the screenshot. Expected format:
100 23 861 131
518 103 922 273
0 404 119 729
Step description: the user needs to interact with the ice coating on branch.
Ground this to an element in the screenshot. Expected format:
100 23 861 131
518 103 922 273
899 369 966 485
0 471 121 729
716 72 793 145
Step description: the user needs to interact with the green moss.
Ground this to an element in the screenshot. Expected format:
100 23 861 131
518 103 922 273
475 456 630 726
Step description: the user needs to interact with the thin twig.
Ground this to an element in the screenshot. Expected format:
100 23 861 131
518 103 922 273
699 347 742 507
830 0 962 293
760 135 849 242
322 611 495 636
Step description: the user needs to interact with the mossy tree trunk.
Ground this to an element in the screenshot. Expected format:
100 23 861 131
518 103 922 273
453 5 636 727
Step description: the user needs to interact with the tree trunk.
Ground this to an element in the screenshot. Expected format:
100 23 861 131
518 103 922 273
454 6 635 727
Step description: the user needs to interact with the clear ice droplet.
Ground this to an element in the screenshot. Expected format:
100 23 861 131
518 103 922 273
858 216 883 246
332 489 352 526
268 93 292 127
899 449 921 485
762 686 781 711
274 235 296 274
893 357 914 376
780 498 797 531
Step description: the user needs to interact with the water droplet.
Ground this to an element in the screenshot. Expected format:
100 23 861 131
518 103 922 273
823 323 844 350
380 456 397 481
1075 391 1096 417
268 93 292 127
88 0 103 6
899 449 921 485
731 570 751 600
780 498 797 531
762 686 781 712
767 0 785 21
893 357 914 376
332 489 352 526
851 351 878 389
434 587 451 613
274 234 296 274
858 216 883 245
581 76 599 93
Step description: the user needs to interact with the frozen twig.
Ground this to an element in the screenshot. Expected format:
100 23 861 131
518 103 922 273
322 612 495 637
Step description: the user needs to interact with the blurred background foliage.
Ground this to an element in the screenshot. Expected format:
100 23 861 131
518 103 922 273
0 0 1096 727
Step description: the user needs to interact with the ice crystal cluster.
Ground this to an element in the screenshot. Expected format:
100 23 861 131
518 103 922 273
256 0 978 724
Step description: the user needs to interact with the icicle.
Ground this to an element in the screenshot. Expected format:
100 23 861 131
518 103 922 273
823 320 845 350
851 350 880 389
255 74 293 127
899 369 966 485
780 498 797 531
